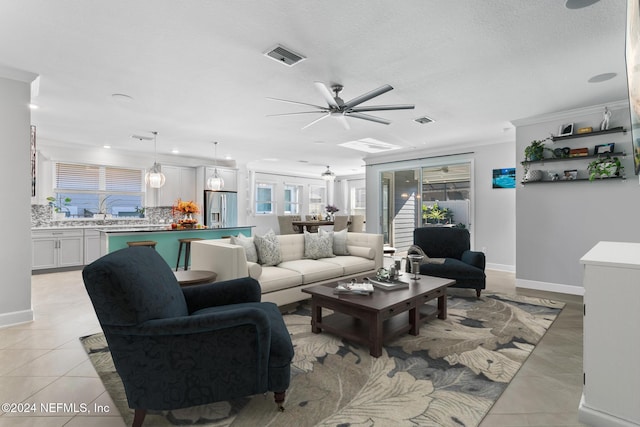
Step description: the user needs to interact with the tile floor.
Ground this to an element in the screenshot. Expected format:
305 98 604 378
0 269 585 426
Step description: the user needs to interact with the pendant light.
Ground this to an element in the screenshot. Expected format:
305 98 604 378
321 165 335 181
207 141 224 190
145 131 166 188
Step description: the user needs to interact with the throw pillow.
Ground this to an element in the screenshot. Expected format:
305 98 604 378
230 233 258 263
331 228 350 255
304 230 335 259
254 229 282 266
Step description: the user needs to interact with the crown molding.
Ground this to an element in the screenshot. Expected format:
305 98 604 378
511 99 629 127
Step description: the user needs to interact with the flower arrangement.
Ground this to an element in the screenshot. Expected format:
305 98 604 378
173 198 200 215
173 199 200 227
325 205 339 214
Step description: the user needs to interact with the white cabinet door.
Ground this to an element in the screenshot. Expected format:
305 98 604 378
32 238 57 269
84 229 102 265
58 236 84 267
158 166 197 206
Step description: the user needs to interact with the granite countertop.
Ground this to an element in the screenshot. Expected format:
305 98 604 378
32 223 169 230
98 225 254 233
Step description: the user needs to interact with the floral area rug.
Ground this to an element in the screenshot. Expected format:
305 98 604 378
80 292 564 427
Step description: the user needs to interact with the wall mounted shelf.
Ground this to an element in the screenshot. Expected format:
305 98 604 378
550 126 626 142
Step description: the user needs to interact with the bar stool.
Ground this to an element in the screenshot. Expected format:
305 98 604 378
176 237 204 271
126 240 157 249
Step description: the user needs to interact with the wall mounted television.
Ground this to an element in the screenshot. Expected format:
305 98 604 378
492 168 516 189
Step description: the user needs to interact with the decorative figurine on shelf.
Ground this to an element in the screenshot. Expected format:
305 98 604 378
600 107 611 131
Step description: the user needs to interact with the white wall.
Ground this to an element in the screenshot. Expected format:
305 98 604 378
0 71 37 327
365 141 516 271
513 100 640 294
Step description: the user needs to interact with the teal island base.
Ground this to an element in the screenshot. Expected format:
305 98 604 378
100 226 253 269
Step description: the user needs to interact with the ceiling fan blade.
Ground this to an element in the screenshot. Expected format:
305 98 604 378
302 112 331 130
343 84 393 109
335 114 351 130
267 111 327 117
314 82 339 108
266 96 326 110
349 104 415 112
346 111 392 125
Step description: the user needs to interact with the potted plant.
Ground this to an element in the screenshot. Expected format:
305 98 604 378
422 202 453 225
46 195 72 220
523 137 552 162
587 155 624 181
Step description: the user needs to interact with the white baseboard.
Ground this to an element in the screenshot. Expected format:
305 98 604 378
516 278 585 296
579 394 640 427
486 263 515 272
0 309 34 329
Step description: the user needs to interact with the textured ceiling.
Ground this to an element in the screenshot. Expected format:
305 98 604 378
0 0 629 177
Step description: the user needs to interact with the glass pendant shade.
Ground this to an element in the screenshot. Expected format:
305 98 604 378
321 165 336 181
207 171 224 190
145 162 166 188
146 131 166 188
206 141 225 190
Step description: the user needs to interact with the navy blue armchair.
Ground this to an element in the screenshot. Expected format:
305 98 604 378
409 227 486 297
82 246 294 427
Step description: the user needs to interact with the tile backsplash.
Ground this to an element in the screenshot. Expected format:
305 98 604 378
31 205 176 228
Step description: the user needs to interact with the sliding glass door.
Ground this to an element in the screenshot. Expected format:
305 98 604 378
381 162 472 252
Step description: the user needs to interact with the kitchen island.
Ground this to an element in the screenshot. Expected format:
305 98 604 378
99 226 253 269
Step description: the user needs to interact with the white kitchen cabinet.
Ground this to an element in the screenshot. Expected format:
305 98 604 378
32 229 84 270
157 165 196 206
84 229 102 265
204 167 237 192
579 242 640 427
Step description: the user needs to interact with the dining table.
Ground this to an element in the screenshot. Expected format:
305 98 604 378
291 220 334 233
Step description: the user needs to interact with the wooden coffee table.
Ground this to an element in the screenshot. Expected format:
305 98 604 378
302 275 454 357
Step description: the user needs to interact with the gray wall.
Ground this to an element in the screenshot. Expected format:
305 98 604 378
514 100 640 294
365 141 516 271
0 70 36 326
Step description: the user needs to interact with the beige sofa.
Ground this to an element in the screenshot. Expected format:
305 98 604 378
190 232 383 306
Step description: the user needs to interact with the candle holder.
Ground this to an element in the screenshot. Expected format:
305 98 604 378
407 254 423 280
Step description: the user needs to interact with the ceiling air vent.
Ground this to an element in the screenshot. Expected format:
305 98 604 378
414 115 435 124
264 44 306 67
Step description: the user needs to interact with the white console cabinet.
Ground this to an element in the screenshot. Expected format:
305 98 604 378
579 241 640 427
32 229 84 270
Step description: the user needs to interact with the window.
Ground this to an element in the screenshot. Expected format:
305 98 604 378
53 162 144 218
351 186 366 216
283 185 301 214
256 182 275 214
309 185 325 216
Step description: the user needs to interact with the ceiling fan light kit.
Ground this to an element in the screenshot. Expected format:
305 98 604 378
267 81 414 129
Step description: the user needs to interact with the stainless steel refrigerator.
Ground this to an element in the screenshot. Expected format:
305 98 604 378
204 190 238 228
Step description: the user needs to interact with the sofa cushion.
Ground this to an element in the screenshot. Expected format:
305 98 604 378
347 246 376 260
331 228 350 255
230 233 258 263
277 234 305 262
254 230 282 266
304 230 335 259
259 266 303 293
317 256 376 276
278 259 343 284
419 258 485 287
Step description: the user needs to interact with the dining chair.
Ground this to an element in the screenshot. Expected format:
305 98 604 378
333 215 349 231
348 215 365 232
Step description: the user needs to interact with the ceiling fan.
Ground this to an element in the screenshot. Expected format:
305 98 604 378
267 82 414 130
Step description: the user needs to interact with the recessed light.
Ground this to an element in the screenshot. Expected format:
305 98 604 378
588 72 617 83
565 0 600 9
171 149 180 154
29 103 39 109
103 145 111 149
